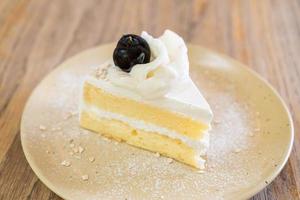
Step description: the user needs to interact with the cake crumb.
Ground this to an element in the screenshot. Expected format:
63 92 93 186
71 111 78 116
95 63 110 79
155 152 160 157
75 155 81 159
73 147 79 153
69 143 75 148
63 110 77 120
51 127 61 131
81 175 89 181
46 150 50 154
166 158 173 164
39 125 46 131
89 157 95 162
61 160 71 167
234 148 241 153
95 68 105 79
248 132 254 137
254 128 260 132
197 170 205 174
78 146 85 153
69 152 74 156
95 69 102 78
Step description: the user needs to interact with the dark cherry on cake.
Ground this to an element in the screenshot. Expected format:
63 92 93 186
113 34 151 72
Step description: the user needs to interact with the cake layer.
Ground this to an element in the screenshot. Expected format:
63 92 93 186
83 82 208 140
81 103 209 153
80 110 206 169
87 76 213 125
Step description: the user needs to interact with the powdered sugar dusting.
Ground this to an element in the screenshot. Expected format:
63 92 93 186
21 47 292 200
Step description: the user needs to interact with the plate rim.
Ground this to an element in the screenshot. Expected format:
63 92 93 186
189 44 294 199
20 43 294 200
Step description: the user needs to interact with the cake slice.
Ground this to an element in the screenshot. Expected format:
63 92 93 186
80 30 213 169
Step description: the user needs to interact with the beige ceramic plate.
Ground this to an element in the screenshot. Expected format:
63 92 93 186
21 44 293 200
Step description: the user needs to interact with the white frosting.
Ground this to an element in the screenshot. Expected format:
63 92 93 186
107 30 190 99
99 30 213 124
86 29 213 123
81 103 208 168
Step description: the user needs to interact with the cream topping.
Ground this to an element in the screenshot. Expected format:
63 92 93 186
88 30 213 125
107 30 190 99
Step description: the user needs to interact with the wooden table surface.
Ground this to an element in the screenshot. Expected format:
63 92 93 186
0 0 299 199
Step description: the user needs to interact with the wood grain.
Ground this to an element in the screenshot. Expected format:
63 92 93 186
0 0 299 199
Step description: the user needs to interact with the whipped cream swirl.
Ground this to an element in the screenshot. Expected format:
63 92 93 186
107 30 190 99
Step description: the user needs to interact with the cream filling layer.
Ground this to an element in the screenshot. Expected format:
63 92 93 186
81 102 209 168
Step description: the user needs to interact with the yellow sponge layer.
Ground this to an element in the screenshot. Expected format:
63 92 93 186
80 111 198 168
83 82 208 140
